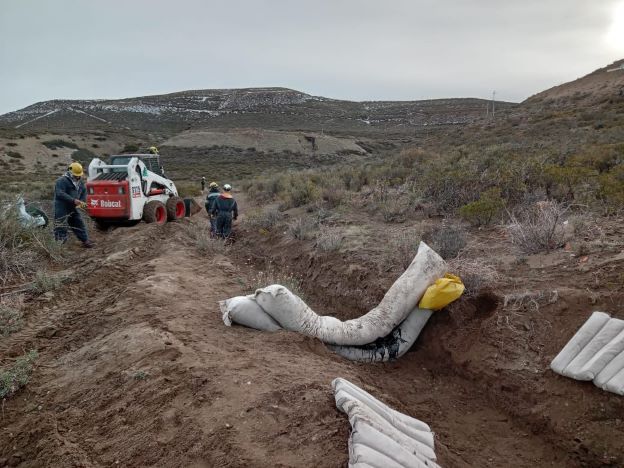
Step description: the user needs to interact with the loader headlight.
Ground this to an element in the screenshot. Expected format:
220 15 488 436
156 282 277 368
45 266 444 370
88 187 94 195
118 186 125 194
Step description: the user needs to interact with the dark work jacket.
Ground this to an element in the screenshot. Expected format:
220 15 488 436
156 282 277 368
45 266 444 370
205 190 220 214
211 194 238 219
54 173 86 218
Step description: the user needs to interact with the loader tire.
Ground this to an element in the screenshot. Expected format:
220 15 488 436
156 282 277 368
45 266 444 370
143 200 167 225
166 196 185 221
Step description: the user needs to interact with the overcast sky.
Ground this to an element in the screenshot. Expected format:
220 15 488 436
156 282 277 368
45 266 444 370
1 0 623 114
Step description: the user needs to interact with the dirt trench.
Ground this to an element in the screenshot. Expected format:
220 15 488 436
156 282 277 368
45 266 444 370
0 213 622 467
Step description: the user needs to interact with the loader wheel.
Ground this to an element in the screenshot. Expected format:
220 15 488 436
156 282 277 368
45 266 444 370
166 196 185 221
143 200 167 225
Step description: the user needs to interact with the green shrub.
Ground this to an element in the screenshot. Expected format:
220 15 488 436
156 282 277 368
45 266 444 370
30 271 64 294
6 142 17 147
42 139 78 150
71 148 97 165
121 143 140 153
459 188 505 226
0 350 38 398
544 165 597 200
281 178 321 208
6 151 23 159
597 166 624 213
176 181 202 197
0 303 23 337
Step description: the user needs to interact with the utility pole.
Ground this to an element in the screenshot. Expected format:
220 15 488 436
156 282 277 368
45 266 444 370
492 90 496 119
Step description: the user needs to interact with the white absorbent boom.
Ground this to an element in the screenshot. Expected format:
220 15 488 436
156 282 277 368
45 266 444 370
220 242 447 360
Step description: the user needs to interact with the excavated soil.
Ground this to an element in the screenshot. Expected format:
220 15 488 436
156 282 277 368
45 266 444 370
1 209 623 467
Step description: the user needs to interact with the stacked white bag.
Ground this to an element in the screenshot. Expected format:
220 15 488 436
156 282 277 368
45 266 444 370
332 378 440 468
551 311 624 395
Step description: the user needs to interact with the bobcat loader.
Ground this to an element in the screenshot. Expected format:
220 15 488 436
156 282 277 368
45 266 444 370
86 153 185 228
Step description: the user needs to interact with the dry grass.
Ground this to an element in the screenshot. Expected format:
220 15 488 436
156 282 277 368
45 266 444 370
507 201 568 254
448 257 500 298
286 217 317 241
244 207 283 231
315 226 343 252
0 199 65 286
388 230 421 269
422 222 467 259
184 222 227 255
249 266 306 300
503 290 559 313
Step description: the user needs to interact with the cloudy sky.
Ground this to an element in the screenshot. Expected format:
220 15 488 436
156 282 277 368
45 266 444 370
1 0 623 114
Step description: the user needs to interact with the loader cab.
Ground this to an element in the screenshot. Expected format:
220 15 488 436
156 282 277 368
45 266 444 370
110 154 164 177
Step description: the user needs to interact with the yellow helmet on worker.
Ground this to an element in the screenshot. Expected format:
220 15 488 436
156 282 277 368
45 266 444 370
148 146 159 154
209 181 219 189
68 162 84 177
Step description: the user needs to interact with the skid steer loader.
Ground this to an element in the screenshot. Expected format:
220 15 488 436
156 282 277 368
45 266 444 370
85 153 185 228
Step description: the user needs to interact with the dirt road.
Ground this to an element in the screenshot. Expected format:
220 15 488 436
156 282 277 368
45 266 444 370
0 215 619 467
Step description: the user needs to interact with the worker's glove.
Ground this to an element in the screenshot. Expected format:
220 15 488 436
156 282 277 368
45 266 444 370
79 202 88 210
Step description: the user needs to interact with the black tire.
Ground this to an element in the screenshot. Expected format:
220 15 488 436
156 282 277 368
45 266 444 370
143 200 167 225
166 196 185 221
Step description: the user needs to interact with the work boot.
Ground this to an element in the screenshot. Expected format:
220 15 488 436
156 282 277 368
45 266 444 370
82 240 95 249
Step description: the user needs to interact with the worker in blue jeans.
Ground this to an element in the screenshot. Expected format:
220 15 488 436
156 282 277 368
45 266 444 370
53 163 94 248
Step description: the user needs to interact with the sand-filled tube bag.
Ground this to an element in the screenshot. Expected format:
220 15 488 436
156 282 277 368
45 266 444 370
327 308 434 362
252 242 446 346
551 311 624 396
220 295 282 332
332 378 440 467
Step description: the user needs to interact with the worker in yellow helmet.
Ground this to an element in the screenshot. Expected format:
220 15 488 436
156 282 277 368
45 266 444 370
148 146 159 155
205 182 220 236
53 162 94 248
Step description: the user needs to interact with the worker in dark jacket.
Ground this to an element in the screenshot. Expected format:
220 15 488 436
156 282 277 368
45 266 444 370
54 163 94 248
205 182 220 236
210 183 238 239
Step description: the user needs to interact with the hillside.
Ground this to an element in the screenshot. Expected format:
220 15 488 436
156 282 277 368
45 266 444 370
525 59 624 108
0 87 515 136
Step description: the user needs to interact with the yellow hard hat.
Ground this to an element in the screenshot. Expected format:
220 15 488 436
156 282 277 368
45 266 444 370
149 146 159 154
209 181 219 189
68 162 84 177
